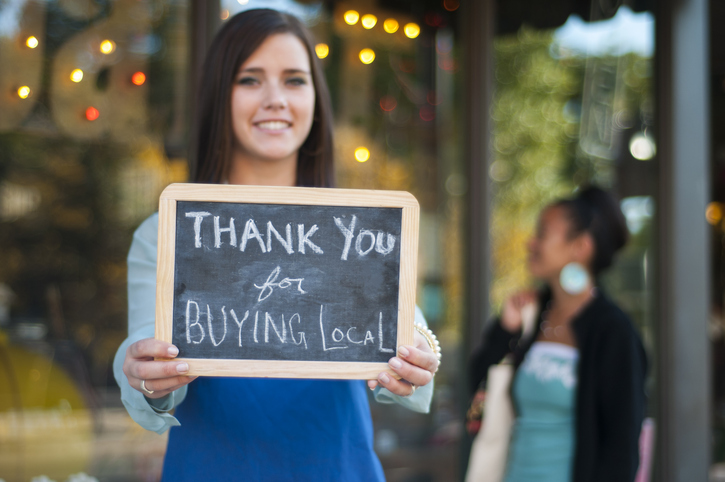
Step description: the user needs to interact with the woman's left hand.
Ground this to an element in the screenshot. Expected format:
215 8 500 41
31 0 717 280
367 330 439 396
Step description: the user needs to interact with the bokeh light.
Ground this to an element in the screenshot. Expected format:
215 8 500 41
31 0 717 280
17 86 31 99
438 57 456 71
361 14 377 29
436 36 453 54
443 0 460 11
131 71 146 86
629 132 656 160
383 19 399 33
100 40 116 54
26 36 39 49
426 91 441 105
237 0 249 4
419 105 435 121
220 9 230 20
315 43 329 59
70 69 84 83
404 23 421 39
359 48 375 64
85 107 100 121
707 202 723 225
344 10 359 25
354 147 370 163
425 13 443 27
380 96 397 112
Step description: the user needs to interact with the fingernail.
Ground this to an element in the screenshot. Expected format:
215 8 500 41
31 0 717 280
398 346 410 358
168 346 179 357
389 358 402 369
379 373 390 384
176 363 189 373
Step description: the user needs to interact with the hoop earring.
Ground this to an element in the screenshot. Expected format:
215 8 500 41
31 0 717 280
559 262 590 295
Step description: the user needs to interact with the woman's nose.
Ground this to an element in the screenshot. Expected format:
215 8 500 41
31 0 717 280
263 84 287 110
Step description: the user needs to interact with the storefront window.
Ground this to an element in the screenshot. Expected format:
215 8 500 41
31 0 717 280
1 1 464 480
0 1 189 480
488 0 656 429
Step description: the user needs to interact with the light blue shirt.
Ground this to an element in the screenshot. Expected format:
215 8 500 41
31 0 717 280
504 341 579 482
112 213 434 434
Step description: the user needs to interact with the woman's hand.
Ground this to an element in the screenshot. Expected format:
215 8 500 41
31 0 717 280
123 337 197 399
501 291 537 333
367 330 440 396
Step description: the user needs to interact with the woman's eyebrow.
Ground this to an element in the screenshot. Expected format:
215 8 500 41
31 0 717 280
238 67 310 75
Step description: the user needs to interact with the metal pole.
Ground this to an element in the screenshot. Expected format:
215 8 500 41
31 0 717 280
655 0 711 479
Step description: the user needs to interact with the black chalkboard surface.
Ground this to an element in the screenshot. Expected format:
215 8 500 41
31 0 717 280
155 183 419 379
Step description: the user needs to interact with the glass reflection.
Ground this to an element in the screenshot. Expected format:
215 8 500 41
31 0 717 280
0 0 188 480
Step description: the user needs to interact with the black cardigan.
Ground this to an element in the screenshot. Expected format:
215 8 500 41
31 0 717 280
469 291 648 482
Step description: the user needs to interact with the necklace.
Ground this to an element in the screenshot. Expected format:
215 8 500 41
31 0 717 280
539 288 597 339
539 305 567 339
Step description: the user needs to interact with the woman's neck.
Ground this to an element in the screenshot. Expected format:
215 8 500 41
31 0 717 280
548 280 596 321
228 154 297 187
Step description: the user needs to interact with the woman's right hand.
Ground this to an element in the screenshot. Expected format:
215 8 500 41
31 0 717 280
122 338 197 399
501 291 537 333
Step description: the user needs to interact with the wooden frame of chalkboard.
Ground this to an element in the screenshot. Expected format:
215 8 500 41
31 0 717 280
155 183 419 380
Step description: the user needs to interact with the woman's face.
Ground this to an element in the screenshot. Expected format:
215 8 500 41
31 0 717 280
527 205 587 282
230 33 316 170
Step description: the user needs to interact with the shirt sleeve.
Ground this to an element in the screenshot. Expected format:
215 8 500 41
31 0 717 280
372 306 435 414
112 213 188 434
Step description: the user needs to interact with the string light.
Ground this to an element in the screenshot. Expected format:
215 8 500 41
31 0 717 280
100 40 116 54
17 86 31 99
707 203 723 225
315 43 329 59
629 132 656 161
359 48 375 64
85 107 100 121
361 14 377 29
26 36 39 48
70 69 84 83
383 19 399 33
354 147 370 163
344 10 359 25
426 91 441 105
443 0 460 11
419 105 435 121
380 96 397 112
404 23 421 39
131 72 146 85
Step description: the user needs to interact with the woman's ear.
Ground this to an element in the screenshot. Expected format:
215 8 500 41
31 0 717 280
573 232 595 266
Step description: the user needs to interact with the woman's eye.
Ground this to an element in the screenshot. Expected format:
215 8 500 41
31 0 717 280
237 77 258 85
286 77 307 86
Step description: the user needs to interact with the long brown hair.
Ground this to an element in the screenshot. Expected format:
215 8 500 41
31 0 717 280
192 9 334 188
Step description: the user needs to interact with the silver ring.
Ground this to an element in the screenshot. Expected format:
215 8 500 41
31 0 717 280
141 379 154 395
404 383 417 398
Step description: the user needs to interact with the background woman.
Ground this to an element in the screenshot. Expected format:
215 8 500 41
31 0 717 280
113 9 439 481
469 186 647 481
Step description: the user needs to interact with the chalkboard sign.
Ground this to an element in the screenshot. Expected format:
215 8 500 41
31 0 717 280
155 183 419 379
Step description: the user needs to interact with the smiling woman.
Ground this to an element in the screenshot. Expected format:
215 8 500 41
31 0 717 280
193 10 334 188
113 8 439 482
229 33 316 186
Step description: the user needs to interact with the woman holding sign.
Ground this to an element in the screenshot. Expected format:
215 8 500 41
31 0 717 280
113 8 440 482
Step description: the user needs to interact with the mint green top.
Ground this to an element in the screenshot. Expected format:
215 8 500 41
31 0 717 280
504 341 579 482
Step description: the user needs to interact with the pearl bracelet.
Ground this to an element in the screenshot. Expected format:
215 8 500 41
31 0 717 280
414 323 442 364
